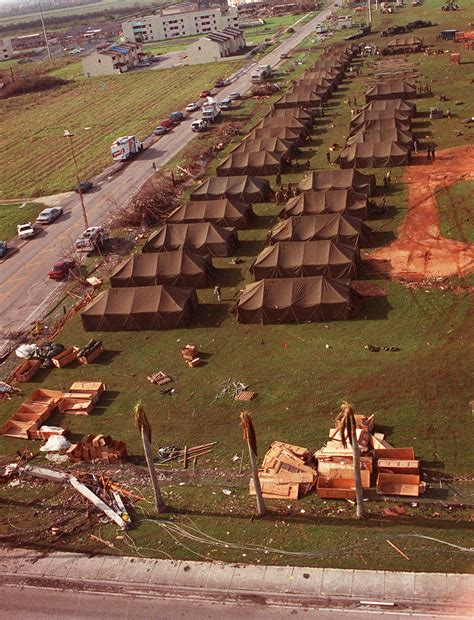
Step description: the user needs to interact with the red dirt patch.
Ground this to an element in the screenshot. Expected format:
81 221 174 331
367 145 474 281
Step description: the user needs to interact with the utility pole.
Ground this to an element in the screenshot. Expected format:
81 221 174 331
368 0 373 26
64 130 89 229
38 2 52 61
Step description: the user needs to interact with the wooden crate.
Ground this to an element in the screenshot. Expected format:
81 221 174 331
78 343 104 364
58 397 93 416
377 459 419 475
376 473 424 496
317 476 356 499
374 447 415 461
317 463 371 488
52 346 80 368
13 359 41 382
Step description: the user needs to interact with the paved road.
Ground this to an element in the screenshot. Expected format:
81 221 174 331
0 5 335 356
0 585 465 619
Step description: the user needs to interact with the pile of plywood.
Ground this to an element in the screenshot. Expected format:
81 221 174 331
67 434 127 464
249 441 317 500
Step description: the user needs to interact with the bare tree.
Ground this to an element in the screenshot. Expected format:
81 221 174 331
240 410 266 517
338 402 365 519
134 402 166 513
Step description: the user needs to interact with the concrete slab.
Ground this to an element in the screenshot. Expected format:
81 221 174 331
174 561 211 588
19 555 54 576
321 568 354 597
414 572 448 602
45 553 89 578
446 573 474 601
205 563 236 590
351 569 385 598
68 555 105 580
289 567 323 595
98 556 127 582
230 564 266 591
119 557 156 585
148 559 181 586
384 571 415 601
261 565 293 594
0 549 40 573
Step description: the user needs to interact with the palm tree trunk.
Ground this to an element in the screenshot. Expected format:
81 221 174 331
350 424 365 519
141 425 166 513
247 442 266 517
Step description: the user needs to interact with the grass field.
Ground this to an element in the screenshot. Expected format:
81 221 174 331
0 60 245 199
437 181 474 244
0 202 45 240
1 4 473 571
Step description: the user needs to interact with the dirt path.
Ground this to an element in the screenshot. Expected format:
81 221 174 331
367 145 474 281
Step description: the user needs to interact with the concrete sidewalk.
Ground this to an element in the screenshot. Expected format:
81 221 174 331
0 546 472 612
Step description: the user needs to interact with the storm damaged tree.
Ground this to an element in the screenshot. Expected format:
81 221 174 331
117 175 179 229
240 410 266 517
134 402 166 513
337 401 365 519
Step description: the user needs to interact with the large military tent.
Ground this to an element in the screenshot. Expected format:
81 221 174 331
216 151 283 177
350 117 412 134
347 128 413 147
273 89 323 110
269 214 369 247
110 250 214 288
269 107 313 127
142 222 238 257
384 36 424 55
339 141 411 168
251 240 359 280
234 137 294 157
365 81 417 101
249 126 303 145
303 69 342 85
190 175 271 203
298 169 376 195
351 109 411 130
167 199 252 228
364 98 416 116
282 188 368 220
256 116 310 136
237 276 355 324
81 285 198 331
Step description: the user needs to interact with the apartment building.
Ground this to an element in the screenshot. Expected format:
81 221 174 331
82 41 144 78
185 26 245 63
122 3 239 43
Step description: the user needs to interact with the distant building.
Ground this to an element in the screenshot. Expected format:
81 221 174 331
185 26 245 63
82 41 144 78
0 37 14 60
11 33 47 52
122 3 239 43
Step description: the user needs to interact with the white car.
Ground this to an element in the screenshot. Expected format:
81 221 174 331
186 102 200 112
36 207 63 225
17 223 36 239
228 92 241 100
191 119 208 132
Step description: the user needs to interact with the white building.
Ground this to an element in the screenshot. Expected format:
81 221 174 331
122 3 239 43
185 26 245 64
0 37 14 60
82 41 144 78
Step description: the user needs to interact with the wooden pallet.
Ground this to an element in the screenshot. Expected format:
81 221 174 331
234 390 256 401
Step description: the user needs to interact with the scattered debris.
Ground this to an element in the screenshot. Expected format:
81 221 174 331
148 371 172 386
77 339 104 364
386 539 410 560
39 435 71 452
222 489 232 496
214 379 251 402
67 434 128 463
157 442 216 466
365 344 401 352
181 344 203 367
234 390 256 402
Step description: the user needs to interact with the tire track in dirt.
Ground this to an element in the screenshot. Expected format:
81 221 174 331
368 145 474 281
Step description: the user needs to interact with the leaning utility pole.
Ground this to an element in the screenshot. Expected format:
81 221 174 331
368 0 373 25
38 2 52 61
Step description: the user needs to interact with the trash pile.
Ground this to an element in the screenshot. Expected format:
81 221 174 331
13 340 104 377
157 442 216 467
0 382 106 439
214 378 256 402
77 339 104 364
66 434 128 464
250 442 318 500
16 342 65 367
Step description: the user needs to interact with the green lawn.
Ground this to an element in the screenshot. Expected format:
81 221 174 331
0 60 245 199
437 180 474 244
0 202 44 241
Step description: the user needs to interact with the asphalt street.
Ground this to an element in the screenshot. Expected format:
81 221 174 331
0 584 465 620
0 5 335 355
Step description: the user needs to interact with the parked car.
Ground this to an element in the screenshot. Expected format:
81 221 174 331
214 78 229 88
154 125 169 135
199 89 211 98
406 20 432 30
160 119 174 128
169 111 184 123
0 240 7 258
219 98 232 110
17 223 36 239
75 180 93 193
137 60 151 67
186 102 200 112
228 92 241 100
191 119 208 132
48 260 76 280
36 207 63 225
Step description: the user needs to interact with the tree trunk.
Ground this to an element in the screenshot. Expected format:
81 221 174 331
142 425 166 513
248 443 266 517
350 424 365 519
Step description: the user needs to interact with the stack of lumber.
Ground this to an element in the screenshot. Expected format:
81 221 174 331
374 447 425 496
181 344 203 367
249 441 317 500
67 434 127 463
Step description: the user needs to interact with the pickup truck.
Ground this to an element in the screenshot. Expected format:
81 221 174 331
17 223 36 239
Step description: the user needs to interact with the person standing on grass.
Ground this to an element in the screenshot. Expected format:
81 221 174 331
326 150 331 164
306 159 311 170
152 162 157 173
385 170 391 186
446 109 451 119
287 181 292 195
431 145 436 159
275 171 281 186
214 285 222 303
413 138 418 153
